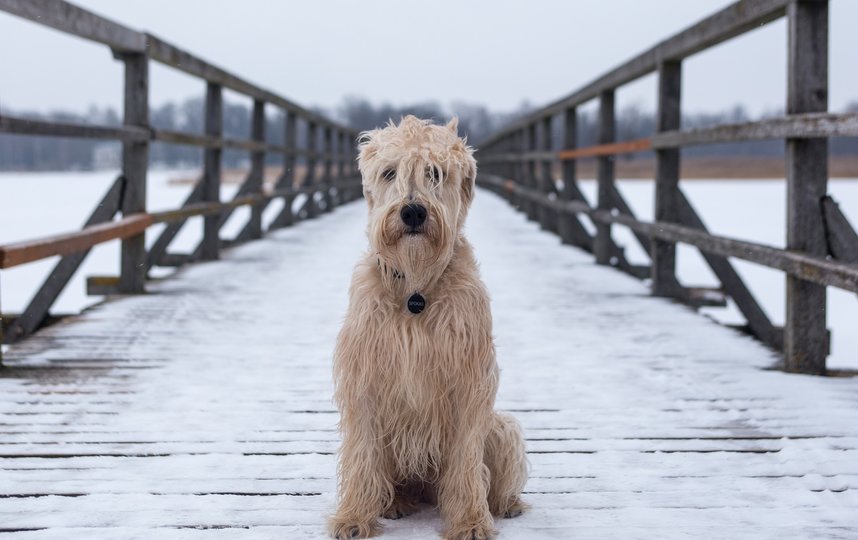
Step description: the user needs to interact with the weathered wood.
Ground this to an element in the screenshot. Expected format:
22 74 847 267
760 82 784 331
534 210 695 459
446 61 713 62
321 127 334 212
557 138 651 160
3 177 123 344
0 0 146 52
85 275 120 296
201 83 223 261
524 123 539 221
146 180 204 270
784 0 829 375
270 111 298 229
0 214 152 269
304 122 320 219
539 116 557 232
677 190 783 351
247 100 266 239
0 114 148 141
479 174 858 294
652 112 858 148
481 0 791 146
118 52 149 294
144 34 355 136
594 90 615 265
557 107 593 250
652 60 682 298
822 196 858 264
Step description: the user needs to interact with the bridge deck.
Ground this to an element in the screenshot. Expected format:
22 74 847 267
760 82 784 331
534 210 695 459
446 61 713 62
1 190 857 539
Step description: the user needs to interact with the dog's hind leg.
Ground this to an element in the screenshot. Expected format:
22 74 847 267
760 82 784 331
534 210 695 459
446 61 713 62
484 412 529 518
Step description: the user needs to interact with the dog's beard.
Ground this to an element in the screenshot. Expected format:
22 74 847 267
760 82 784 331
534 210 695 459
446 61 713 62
370 202 457 294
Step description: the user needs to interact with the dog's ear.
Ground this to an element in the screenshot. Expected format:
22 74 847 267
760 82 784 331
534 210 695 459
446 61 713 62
446 117 459 134
461 152 477 208
357 130 379 208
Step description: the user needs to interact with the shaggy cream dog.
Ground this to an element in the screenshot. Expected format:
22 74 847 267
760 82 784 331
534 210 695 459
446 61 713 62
328 116 528 540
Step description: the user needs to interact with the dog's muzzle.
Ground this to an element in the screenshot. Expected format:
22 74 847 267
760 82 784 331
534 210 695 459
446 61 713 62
400 203 427 232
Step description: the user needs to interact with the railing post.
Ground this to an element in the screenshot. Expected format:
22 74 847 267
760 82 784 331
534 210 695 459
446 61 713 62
594 89 615 265
201 82 223 260
526 123 539 221
248 99 265 239
558 106 590 249
322 126 334 212
118 52 148 293
652 60 683 297
785 0 829 374
337 130 347 204
305 121 319 218
540 116 557 232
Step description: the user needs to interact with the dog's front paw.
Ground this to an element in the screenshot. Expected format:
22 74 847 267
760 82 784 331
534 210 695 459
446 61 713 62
501 497 527 519
445 521 496 540
328 515 380 539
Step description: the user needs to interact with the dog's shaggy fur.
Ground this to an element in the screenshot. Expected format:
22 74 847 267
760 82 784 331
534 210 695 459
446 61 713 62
329 116 528 540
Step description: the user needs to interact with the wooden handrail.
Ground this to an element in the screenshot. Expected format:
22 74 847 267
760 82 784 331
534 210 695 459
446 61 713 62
0 215 153 269
0 178 364 269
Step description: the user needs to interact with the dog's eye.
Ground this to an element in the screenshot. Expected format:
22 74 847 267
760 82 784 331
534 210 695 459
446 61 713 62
428 166 441 185
382 168 396 182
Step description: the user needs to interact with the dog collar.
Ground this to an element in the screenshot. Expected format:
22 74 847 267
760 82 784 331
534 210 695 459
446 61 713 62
377 258 403 280
407 292 426 314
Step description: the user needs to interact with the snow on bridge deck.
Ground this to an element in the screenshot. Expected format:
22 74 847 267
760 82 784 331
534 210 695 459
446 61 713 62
1 190 857 539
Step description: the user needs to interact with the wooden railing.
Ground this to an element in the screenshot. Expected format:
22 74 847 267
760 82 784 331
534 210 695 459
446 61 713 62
477 0 858 375
0 0 362 360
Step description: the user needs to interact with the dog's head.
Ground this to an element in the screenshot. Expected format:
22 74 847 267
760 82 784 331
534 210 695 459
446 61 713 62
358 116 476 288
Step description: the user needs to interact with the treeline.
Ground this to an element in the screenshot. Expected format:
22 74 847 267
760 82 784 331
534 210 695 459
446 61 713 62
1 97 855 171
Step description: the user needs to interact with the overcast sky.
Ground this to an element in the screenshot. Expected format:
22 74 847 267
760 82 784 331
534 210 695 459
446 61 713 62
1 0 856 118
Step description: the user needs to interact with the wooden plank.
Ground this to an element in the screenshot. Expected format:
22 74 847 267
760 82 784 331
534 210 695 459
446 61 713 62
677 190 783 351
481 0 790 146
3 177 123 344
784 0 829 374
652 112 858 148
0 215 152 269
0 115 148 141
652 60 682 298
479 174 858 294
594 90 615 265
0 0 146 52
118 52 149 294
151 130 220 148
200 83 223 261
822 196 858 264
557 138 651 160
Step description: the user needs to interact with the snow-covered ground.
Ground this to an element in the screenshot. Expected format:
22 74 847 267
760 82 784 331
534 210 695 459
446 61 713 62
1 170 855 369
1 190 856 539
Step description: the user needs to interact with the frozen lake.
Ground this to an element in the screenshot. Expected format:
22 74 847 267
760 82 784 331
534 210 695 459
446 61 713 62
0 170 855 370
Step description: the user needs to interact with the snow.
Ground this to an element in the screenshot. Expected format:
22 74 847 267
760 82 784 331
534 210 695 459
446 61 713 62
1 188 857 539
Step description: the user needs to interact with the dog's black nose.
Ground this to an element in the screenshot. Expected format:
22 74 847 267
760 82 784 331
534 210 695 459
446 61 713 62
400 203 427 228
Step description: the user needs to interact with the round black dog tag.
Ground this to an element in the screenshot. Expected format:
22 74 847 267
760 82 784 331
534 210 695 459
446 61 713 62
407 293 426 314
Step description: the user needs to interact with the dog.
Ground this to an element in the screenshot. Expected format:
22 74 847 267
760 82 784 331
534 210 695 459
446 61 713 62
328 116 528 540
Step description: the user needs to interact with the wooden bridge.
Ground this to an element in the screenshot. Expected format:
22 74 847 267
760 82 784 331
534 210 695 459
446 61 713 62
1 0 857 538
